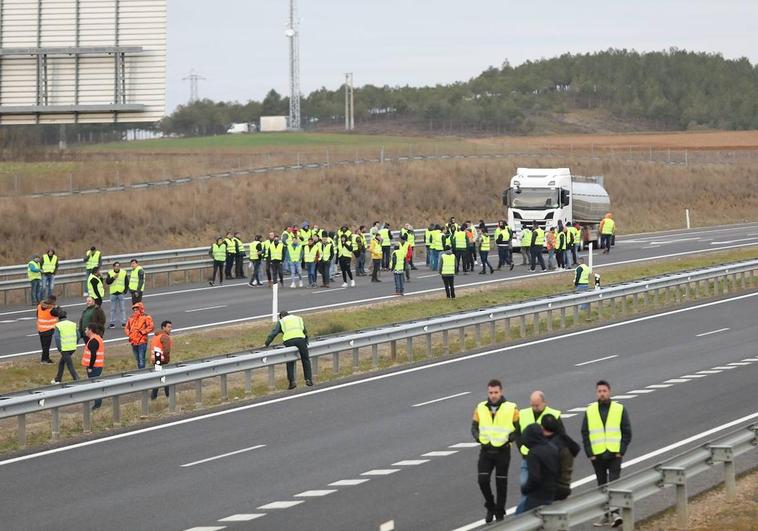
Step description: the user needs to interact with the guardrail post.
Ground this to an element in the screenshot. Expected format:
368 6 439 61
169 386 177 412
141 391 149 417
723 274 729 294
520 315 526 337
546 309 553 332
675 285 682 303
741 271 747 290
268 365 277 390
662 286 669 305
220 374 228 401
585 301 592 320
112 396 121 426
559 308 566 329
572 304 579 324
333 351 341 373
244 369 253 395
708 445 737 501
51 407 60 441
372 344 379 368
504 318 510 338
458 327 465 351
662 466 688 528
608 489 635 531
540 509 569 531
83 401 92 433
489 321 496 344
620 295 627 316
352 347 360 371
533 312 540 334
195 380 203 407
442 330 449 355
406 337 414 362
312 357 320 379
475 324 481 347
17 414 26 447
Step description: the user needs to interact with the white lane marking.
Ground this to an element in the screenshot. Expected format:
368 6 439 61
417 274 438 279
712 366 737 370
568 407 587 413
411 391 471 408
696 327 730 337
711 237 758 245
628 389 655 394
185 527 226 531
574 354 618 366
742 358 758 362
380 521 395 531
728 362 751 366
4 291 757 468
611 395 637 399
449 411 758 531
4 243 757 361
664 379 690 384
295 490 337 497
560 413 577 418
645 238 701 245
25 333 37 337
422 450 458 457
392 459 430 466
449 442 480 448
361 469 400 476
680 374 707 378
185 305 227 313
218 515 265 522
180 444 266 468
312 288 347 294
646 384 673 388
257 501 303 509
329 479 369 486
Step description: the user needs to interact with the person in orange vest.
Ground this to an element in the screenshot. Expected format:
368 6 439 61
36 296 58 364
150 320 173 400
82 323 105 410
125 302 154 369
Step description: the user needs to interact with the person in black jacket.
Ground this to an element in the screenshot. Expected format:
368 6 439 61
542 414 580 501
516 423 560 513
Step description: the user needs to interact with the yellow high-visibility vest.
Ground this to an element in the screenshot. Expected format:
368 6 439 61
280 314 306 342
586 402 624 455
518 406 562 455
440 253 455 275
477 401 517 447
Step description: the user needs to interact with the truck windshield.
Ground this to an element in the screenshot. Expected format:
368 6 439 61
510 188 560 210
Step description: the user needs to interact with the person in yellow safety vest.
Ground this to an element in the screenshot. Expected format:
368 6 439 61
353 226 368 277
581 380 632 528
379 224 392 270
248 235 264 287
287 238 305 288
319 233 335 288
105 261 128 328
401 224 418 271
514 391 562 510
495 221 514 271
27 255 42 305
223 232 236 279
303 237 322 288
530 224 547 272
299 222 312 244
87 266 105 307
599 213 615 255
233 231 245 278
453 223 469 274
478 225 495 274
338 235 355 288
262 232 276 287
41 248 59 299
471 379 520 523
574 257 591 292
389 244 406 295
425 224 433 268
209 237 227 286
51 309 79 383
369 233 383 283
429 224 444 272
83 246 102 297
568 222 581 266
128 259 145 304
556 226 568 270
439 248 456 299
398 233 412 282
264 311 312 389
519 225 532 266
268 235 285 285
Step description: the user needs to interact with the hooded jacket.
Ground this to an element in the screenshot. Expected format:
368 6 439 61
125 303 154 346
521 424 560 501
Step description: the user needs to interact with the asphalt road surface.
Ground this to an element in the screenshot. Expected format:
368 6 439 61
0 289 756 530
2 222 758 361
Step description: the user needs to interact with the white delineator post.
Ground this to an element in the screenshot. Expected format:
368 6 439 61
588 241 593 272
272 282 279 322
685 208 691 229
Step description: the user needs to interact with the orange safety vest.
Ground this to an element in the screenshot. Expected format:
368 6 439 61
82 334 105 368
150 332 172 365
36 304 57 332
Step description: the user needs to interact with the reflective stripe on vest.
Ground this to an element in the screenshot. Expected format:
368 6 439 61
586 401 624 455
212 243 226 261
108 269 127 294
477 401 517 447
480 234 491 251
601 218 615 235
577 263 590 285
37 305 57 332
521 229 532 246
82 334 105 367
392 249 406 272
303 244 319 263
55 320 78 351
42 254 58 274
280 314 306 341
288 244 303 262
441 253 455 275
518 406 562 455
128 266 143 291
28 261 41 281
85 250 101 270
88 274 104 299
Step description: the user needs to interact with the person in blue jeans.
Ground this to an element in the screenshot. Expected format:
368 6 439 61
390 244 406 295
27 256 42 305
125 302 154 369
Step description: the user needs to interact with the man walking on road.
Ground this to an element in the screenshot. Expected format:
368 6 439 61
582 380 632 527
439 247 456 299
264 311 312 390
599 213 615 254
150 320 173 400
125 302 154 369
51 309 79 383
36 296 58 364
471 379 520 523
82 324 105 410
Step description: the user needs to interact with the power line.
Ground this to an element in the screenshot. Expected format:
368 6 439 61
182 69 206 104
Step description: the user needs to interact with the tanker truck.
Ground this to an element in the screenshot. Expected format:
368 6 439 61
502 168 611 249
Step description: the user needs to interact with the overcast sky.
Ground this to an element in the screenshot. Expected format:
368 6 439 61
167 0 757 112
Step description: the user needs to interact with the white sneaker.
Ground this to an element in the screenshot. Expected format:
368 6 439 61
350 279 355 287
50 379 60 385
290 282 296 289
299 280 303 288
341 282 348 288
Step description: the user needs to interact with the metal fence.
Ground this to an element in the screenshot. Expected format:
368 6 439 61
496 423 757 531
1 258 756 447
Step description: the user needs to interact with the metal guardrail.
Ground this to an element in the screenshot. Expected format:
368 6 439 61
0 259 755 447
495 423 757 531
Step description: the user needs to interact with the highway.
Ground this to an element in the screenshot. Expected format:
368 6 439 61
0 289 755 530
1 222 758 360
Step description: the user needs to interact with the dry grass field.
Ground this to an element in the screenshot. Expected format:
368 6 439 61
1 150 757 264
